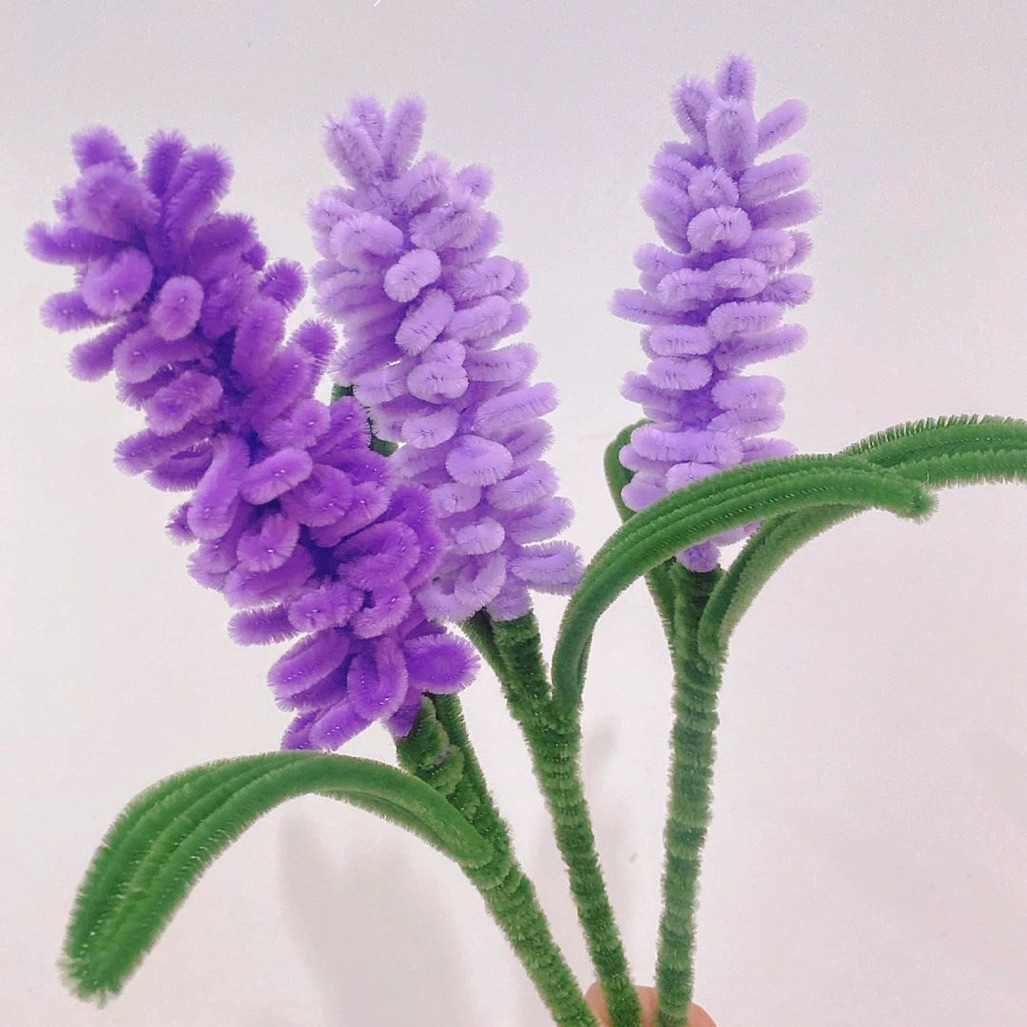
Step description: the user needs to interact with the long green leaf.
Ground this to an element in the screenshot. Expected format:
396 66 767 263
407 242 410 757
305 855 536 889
696 415 1027 663
602 420 646 525
551 455 934 716
63 752 489 1003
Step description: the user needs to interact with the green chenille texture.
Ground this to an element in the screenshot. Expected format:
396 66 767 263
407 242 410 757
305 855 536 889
460 608 509 682
397 697 599 1027
553 454 935 716
490 617 644 1027
602 413 1027 1026
333 382 597 1024
338 378 599 1027
62 404 1027 1023
61 752 490 1002
655 571 722 1027
698 415 1027 663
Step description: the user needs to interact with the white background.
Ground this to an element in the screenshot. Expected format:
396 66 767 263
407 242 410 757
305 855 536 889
4 1 1027 1024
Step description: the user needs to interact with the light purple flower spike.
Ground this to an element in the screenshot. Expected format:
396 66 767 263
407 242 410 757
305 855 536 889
29 127 477 748
613 55 816 570
309 96 582 622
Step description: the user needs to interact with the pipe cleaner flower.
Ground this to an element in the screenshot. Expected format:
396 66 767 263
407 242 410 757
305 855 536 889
308 96 583 621
28 126 477 749
613 54 817 570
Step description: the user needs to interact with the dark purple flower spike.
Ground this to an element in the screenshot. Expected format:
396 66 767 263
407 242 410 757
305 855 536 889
30 126 478 749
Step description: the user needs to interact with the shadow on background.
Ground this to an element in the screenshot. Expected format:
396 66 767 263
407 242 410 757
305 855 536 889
277 812 474 1027
271 717 634 1027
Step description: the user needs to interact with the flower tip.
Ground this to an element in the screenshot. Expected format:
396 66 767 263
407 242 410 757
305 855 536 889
323 111 386 187
24 222 47 259
756 98 809 154
394 93 427 120
714 53 757 102
70 124 134 172
347 94 387 136
456 163 493 201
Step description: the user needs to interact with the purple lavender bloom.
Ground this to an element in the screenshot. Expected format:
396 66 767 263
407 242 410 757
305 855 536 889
308 96 582 622
29 126 477 748
613 55 816 571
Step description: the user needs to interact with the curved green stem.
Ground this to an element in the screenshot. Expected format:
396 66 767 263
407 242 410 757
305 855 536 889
598 413 1027 1024
490 617 642 1027
555 455 934 716
397 698 597 1027
603 425 729 1023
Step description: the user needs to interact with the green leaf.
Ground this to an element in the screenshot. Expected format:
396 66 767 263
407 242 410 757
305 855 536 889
552 455 934 716
63 752 489 1003
602 419 646 525
696 415 1027 663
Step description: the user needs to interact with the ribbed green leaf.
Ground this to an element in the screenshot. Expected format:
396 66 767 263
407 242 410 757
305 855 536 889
842 414 1027 466
697 415 1027 662
552 455 934 715
602 420 645 525
63 752 489 1003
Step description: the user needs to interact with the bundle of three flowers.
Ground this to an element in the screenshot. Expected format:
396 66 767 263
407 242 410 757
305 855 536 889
30 54 1027 1027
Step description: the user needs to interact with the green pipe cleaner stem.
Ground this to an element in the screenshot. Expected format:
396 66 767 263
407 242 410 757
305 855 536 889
652 415 1027 1020
336 379 594 1019
490 617 643 1027
654 572 722 1027
461 609 524 689
396 698 599 1027
606 427 726 1024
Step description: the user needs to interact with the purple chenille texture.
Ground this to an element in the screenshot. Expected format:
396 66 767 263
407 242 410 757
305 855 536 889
29 126 478 749
308 96 583 622
613 54 816 571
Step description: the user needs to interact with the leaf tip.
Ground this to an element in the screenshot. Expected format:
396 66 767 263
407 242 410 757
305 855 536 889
908 486 938 522
58 950 118 1007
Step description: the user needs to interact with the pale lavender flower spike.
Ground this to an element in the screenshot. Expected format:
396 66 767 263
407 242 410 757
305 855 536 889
29 126 478 749
310 96 582 621
613 54 816 571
